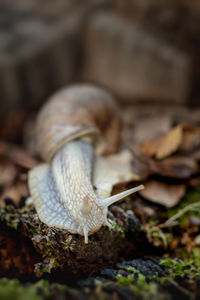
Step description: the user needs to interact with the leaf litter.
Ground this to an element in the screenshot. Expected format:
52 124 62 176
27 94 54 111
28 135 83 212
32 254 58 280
0 104 200 258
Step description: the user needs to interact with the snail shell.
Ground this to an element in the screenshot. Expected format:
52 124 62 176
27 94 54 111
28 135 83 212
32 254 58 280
28 84 143 243
36 84 121 162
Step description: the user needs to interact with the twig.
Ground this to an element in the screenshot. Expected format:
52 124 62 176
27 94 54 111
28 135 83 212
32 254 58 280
159 201 200 229
147 201 200 248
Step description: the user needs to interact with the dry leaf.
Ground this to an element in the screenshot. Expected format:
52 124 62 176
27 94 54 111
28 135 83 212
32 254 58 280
121 104 190 149
0 164 17 186
0 140 38 169
139 123 200 160
139 125 183 159
131 115 172 145
94 150 140 199
129 148 197 180
129 149 154 180
181 228 198 253
154 155 198 179
180 123 200 152
8 146 38 169
139 180 186 208
191 149 200 161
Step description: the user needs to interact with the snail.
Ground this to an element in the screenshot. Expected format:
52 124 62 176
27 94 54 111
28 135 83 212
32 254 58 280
28 84 144 243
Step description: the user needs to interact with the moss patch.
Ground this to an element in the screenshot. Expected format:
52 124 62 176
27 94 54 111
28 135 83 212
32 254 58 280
0 279 52 300
160 248 200 279
116 267 159 297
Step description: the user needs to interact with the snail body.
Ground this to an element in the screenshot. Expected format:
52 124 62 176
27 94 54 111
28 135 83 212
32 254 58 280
29 84 143 243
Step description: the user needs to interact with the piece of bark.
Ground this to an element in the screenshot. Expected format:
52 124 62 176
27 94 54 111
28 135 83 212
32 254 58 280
0 204 152 278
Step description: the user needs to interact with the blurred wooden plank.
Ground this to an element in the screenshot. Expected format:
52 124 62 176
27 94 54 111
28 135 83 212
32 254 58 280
81 12 192 104
0 0 112 114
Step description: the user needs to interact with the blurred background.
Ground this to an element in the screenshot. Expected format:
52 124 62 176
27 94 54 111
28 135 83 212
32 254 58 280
1 1 200 289
0 0 200 143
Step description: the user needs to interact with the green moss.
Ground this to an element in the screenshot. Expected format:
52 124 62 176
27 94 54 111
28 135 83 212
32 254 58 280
4 213 20 230
0 279 51 300
113 223 125 237
35 228 42 234
160 250 200 279
142 219 174 248
49 257 58 269
116 273 134 286
115 252 200 299
116 267 160 298
152 231 172 244
0 278 70 300
40 257 58 274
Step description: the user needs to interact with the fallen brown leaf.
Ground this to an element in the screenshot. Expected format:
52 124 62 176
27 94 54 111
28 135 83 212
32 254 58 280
129 115 172 145
181 227 199 253
121 104 188 148
180 123 200 153
169 238 179 250
191 149 200 161
130 148 197 179
0 163 17 186
8 146 38 169
139 125 183 159
154 155 198 179
139 180 186 208
139 123 200 160
0 140 38 169
130 149 155 180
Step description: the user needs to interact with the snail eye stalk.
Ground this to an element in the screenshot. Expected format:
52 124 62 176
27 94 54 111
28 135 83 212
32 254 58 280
98 185 144 208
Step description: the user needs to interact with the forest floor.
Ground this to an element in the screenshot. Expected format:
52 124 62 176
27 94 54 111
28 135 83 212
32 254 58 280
0 103 200 300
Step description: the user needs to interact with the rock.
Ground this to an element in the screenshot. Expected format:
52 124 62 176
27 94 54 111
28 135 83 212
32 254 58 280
117 257 167 278
81 12 192 104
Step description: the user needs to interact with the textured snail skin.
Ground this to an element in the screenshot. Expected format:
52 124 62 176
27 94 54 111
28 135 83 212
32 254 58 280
28 84 144 243
29 140 108 243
